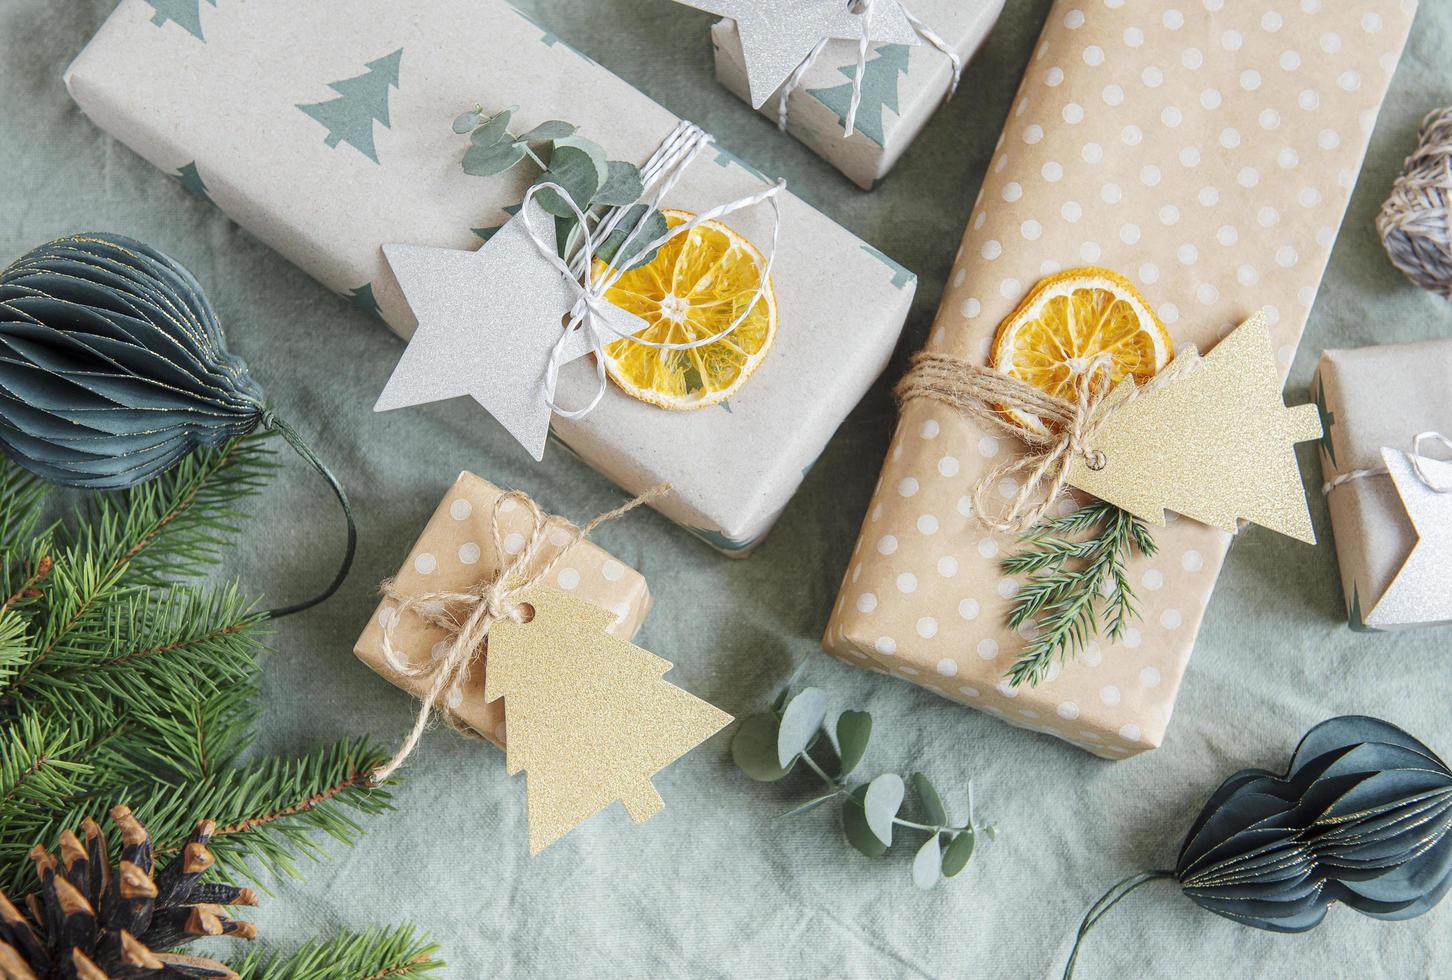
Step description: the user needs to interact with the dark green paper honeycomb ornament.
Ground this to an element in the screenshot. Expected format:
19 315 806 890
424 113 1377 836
0 234 355 616
1064 716 1452 977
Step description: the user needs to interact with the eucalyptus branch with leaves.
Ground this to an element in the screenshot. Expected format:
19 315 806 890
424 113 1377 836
1001 500 1157 688
453 105 667 269
732 688 995 889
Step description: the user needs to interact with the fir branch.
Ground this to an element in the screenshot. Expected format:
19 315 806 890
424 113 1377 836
1002 501 1156 688
0 461 46 555
230 924 444 980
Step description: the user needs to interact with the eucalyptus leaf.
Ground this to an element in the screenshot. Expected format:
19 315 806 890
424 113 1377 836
452 109 481 134
911 772 947 827
731 713 792 782
836 711 872 778
534 144 603 218
942 828 976 877
462 140 526 177
470 109 513 147
594 161 645 207
597 206 668 271
777 688 828 768
552 135 610 185
864 773 905 847
519 120 578 142
553 216 578 262
913 834 943 890
842 786 888 858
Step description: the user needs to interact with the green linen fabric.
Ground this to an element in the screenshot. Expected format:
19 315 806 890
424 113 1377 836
1 1 1448 976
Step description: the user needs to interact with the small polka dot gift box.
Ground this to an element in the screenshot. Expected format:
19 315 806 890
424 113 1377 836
824 0 1417 759
354 472 651 748
708 0 1005 190
1317 340 1452 632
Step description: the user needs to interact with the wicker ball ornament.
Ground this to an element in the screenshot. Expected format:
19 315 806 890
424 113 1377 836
1378 106 1452 298
0 234 355 616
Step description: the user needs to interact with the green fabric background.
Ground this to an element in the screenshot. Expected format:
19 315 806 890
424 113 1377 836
2 0 1450 976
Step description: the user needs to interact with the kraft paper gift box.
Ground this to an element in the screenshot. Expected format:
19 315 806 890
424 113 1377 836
63 0 917 558
1317 340 1452 632
824 0 1416 759
710 0 1006 189
354 472 651 748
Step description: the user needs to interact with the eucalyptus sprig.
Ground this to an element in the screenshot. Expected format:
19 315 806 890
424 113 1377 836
732 687 995 889
1001 500 1157 688
452 105 668 269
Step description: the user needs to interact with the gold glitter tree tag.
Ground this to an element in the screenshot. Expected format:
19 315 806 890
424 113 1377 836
1065 312 1323 543
484 585 732 855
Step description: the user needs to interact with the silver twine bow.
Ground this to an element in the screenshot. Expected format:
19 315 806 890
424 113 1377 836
779 0 963 137
1323 431 1452 495
522 121 784 421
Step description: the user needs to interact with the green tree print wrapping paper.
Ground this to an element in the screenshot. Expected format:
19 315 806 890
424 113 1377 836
63 0 917 555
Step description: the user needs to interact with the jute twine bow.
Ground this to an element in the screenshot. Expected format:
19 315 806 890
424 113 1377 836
369 484 670 783
895 350 1199 534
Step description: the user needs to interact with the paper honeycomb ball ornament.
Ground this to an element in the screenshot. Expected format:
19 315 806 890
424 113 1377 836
1065 716 1452 977
0 233 355 616
1378 106 1452 299
1177 715 1452 930
0 234 267 488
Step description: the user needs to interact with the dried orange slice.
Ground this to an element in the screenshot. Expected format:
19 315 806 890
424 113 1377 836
991 267 1172 431
594 209 776 410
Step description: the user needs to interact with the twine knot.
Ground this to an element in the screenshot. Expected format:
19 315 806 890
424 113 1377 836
1378 105 1452 298
370 484 670 783
896 349 1197 534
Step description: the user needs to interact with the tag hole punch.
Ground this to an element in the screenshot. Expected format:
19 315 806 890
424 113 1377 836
510 602 536 625
848 0 869 13
1086 450 1107 472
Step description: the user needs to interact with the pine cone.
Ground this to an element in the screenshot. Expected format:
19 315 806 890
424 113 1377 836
0 805 257 979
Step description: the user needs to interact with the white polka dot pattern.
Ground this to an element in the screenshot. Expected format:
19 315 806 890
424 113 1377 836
822 0 1413 760
356 471 651 752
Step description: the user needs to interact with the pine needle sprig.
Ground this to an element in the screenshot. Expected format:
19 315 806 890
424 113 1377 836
230 924 445 980
1002 501 1157 688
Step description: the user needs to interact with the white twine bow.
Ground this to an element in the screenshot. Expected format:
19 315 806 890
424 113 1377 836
778 0 963 138
1322 431 1452 495
520 121 785 420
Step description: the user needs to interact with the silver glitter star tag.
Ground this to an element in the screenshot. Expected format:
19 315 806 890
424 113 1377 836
1365 448 1452 628
679 0 920 108
375 200 646 461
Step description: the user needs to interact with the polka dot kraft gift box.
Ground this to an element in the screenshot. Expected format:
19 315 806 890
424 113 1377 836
354 472 651 748
824 0 1417 759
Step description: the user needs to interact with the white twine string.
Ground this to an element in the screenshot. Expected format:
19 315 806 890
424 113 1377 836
521 121 785 420
776 0 964 138
1322 431 1452 495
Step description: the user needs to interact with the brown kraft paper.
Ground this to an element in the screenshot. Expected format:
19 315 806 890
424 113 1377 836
1317 339 1452 631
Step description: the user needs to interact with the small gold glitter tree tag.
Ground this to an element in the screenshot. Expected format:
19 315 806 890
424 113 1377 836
484 585 733 855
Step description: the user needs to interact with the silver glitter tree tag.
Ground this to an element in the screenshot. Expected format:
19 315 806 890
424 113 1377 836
677 0 920 108
375 200 647 460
